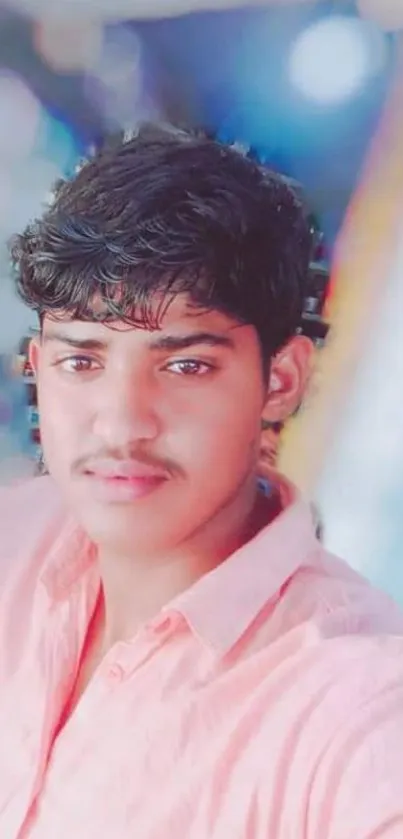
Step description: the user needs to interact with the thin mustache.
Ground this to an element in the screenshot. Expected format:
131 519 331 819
73 452 180 478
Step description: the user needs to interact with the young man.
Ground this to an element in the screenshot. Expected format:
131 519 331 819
1 127 402 838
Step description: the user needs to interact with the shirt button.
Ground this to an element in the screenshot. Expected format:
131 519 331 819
107 663 125 682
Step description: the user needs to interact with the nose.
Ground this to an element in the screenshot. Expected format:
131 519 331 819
93 369 160 449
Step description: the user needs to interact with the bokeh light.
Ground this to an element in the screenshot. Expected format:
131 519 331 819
34 19 103 73
0 112 79 236
0 73 41 161
0 70 80 237
289 16 388 105
0 171 15 230
84 25 144 130
358 0 403 31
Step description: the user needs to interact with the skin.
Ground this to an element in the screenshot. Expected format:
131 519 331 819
30 294 312 699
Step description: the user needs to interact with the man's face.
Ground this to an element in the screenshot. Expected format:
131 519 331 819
31 296 309 556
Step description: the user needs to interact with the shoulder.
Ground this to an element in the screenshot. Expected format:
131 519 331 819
0 476 66 587
306 635 403 838
254 618 403 835
277 540 403 640
280 540 403 835
0 474 64 536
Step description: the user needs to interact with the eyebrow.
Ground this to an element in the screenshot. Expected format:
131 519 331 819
42 333 107 351
41 330 235 353
149 332 235 352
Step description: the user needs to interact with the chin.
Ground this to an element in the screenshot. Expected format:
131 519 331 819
81 508 187 556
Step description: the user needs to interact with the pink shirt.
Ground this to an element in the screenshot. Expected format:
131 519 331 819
1 476 403 839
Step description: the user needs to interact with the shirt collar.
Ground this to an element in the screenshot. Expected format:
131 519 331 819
40 510 95 601
171 473 319 656
40 472 320 654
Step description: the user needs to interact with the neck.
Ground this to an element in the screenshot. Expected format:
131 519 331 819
96 479 276 648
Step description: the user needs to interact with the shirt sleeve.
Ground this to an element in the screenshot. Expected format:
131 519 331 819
309 665 403 839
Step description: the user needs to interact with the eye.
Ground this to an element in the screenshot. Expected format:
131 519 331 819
165 359 213 376
57 355 101 374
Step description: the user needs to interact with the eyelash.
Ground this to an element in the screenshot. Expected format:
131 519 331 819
55 355 99 374
55 356 215 377
164 359 214 376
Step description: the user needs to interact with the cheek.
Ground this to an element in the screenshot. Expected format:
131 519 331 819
37 380 87 458
169 385 262 472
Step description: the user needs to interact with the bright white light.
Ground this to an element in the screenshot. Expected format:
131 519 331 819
289 16 387 105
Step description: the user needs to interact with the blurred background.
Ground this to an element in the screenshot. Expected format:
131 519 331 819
0 0 402 600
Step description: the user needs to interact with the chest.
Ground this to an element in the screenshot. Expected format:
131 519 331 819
56 602 105 733
0 627 336 839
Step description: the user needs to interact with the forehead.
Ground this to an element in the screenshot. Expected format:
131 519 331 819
41 295 249 348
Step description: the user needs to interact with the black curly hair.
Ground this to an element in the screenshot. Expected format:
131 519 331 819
10 124 311 368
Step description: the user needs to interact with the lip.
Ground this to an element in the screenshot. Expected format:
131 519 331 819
85 473 167 503
85 459 169 480
83 460 169 503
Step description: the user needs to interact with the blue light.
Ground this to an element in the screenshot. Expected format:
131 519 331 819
289 16 388 105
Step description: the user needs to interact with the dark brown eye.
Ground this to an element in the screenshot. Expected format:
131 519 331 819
59 356 99 373
166 359 212 376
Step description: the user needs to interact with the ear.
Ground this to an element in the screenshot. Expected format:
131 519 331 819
262 336 314 424
28 336 40 377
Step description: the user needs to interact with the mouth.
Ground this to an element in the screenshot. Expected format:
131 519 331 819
83 462 169 502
